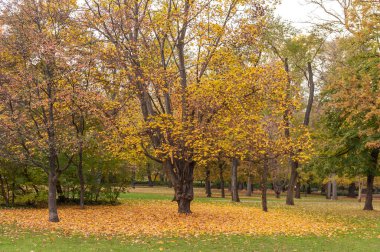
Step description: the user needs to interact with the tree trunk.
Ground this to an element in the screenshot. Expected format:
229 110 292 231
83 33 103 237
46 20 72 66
48 172 59 222
77 141 85 209
295 179 301 199
326 181 332 199
358 180 362 202
205 167 211 197
331 178 337 200
231 158 240 202
286 161 298 205
246 176 252 196
219 161 225 198
167 160 195 214
147 163 153 187
364 174 374 210
348 182 356 198
261 158 269 212
364 149 379 210
56 180 66 203
0 175 9 207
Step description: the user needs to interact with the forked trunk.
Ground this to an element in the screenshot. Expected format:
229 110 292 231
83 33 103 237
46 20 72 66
231 158 240 202
168 160 195 214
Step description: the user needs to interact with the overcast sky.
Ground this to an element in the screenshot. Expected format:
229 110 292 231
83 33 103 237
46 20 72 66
275 0 343 31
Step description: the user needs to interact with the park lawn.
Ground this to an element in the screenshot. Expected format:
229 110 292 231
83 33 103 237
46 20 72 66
1 187 380 251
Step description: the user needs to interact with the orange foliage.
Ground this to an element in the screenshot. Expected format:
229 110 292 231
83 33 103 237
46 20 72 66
0 201 351 238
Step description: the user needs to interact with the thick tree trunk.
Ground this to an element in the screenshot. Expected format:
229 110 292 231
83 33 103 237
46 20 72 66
261 159 269 212
167 160 195 214
364 149 379 210
219 161 225 198
231 158 240 202
205 167 211 197
246 176 252 196
364 174 374 210
48 172 59 222
286 161 298 205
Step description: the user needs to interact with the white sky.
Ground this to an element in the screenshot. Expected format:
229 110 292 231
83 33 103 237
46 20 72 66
275 0 343 31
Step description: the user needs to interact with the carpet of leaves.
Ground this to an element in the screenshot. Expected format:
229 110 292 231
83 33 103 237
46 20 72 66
0 200 355 238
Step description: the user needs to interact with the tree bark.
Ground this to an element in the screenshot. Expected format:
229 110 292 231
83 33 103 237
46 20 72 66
246 176 252 196
326 181 332 199
48 172 59 222
295 179 301 199
147 163 153 187
77 140 85 209
331 177 337 200
261 158 269 212
364 174 374 210
363 149 378 210
358 180 362 202
286 161 298 205
348 182 356 198
231 158 240 202
205 167 211 197
219 161 225 198
166 160 195 214
0 175 9 207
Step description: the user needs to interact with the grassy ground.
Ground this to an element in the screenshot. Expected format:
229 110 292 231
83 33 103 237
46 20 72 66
1 187 380 252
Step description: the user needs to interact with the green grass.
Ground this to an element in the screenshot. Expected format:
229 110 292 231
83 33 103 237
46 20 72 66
1 187 380 251
1 228 379 252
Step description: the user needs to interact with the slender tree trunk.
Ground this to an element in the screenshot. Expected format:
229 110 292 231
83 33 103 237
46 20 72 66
56 180 65 203
231 158 240 202
77 141 85 209
348 182 356 198
147 163 153 187
219 161 225 198
331 176 337 200
246 176 252 196
205 167 211 197
326 181 332 199
261 158 269 212
295 179 301 199
358 180 362 202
